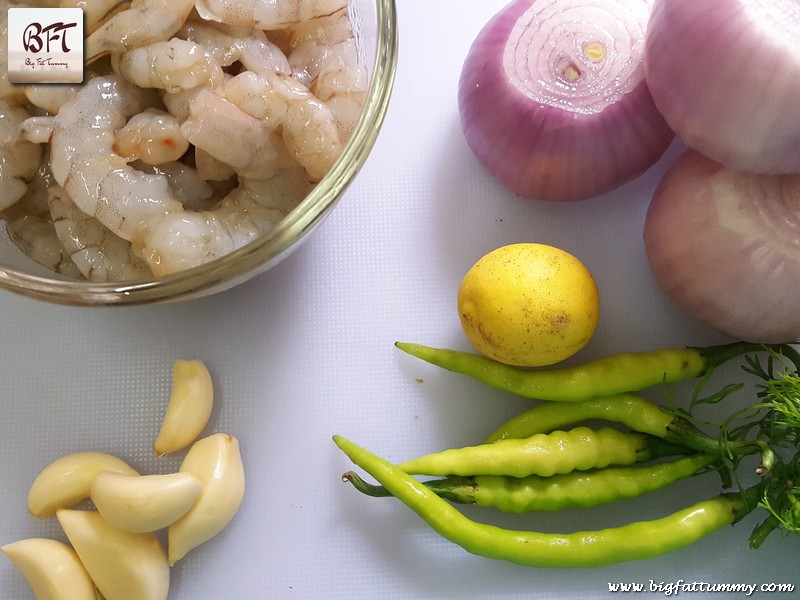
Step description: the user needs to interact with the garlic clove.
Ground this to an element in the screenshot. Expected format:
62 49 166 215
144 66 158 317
153 359 214 455
28 452 139 518
1 537 98 600
56 509 169 600
91 471 203 533
168 433 245 566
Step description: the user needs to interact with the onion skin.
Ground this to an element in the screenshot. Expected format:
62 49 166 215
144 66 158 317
645 0 800 174
644 148 800 343
458 0 673 202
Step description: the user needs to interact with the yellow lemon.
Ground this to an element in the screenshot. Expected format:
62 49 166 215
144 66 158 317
457 243 600 367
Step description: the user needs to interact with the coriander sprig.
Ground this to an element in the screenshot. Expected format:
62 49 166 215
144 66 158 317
690 347 800 547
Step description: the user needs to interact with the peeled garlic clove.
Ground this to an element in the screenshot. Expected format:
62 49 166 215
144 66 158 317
91 471 202 533
28 452 139 518
57 509 169 600
168 433 245 566
1 538 97 600
153 359 214 455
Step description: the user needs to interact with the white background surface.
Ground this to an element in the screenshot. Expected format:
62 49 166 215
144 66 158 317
2 1 799 598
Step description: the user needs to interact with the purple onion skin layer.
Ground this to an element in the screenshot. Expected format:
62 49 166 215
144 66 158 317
458 0 674 202
644 149 800 344
645 0 800 174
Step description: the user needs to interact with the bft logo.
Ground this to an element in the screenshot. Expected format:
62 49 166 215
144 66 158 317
22 21 78 54
7 7 84 84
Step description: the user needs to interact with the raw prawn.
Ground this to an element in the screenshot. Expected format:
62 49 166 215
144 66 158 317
261 72 344 181
289 36 356 87
0 147 55 222
4 0 366 279
20 82 105 145
47 185 152 282
85 0 196 63
161 84 210 121
179 84 283 180
24 82 88 114
113 109 190 165
137 179 290 275
6 214 83 278
178 21 292 78
0 100 44 211
185 70 343 181
49 76 183 242
283 8 365 139
313 64 368 140
133 160 216 210
4 147 77 278
286 6 354 51
50 75 303 276
195 0 350 30
289 37 367 140
190 113 313 211
113 38 224 92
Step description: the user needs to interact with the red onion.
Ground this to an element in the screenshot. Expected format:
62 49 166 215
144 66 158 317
458 0 673 202
645 0 800 174
644 148 800 343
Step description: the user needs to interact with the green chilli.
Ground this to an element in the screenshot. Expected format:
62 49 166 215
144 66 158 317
484 393 674 442
483 394 775 475
345 453 718 512
334 435 760 568
395 341 792 402
395 427 687 478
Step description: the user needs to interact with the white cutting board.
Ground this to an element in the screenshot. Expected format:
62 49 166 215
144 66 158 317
1 1 797 598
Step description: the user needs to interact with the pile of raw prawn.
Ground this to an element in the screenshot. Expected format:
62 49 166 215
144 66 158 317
0 0 368 279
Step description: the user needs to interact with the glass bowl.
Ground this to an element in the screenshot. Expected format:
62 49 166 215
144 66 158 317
0 0 398 306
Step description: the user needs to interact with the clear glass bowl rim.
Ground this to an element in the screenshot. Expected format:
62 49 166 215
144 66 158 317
0 0 398 306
